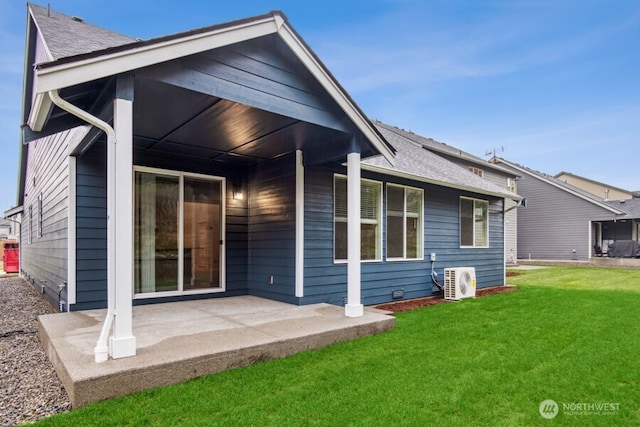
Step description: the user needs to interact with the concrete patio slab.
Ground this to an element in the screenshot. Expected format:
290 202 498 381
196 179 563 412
38 296 395 407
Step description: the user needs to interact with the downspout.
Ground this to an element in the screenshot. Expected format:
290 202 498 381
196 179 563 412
48 90 116 363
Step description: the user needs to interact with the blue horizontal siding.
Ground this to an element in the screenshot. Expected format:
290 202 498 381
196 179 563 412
301 165 505 307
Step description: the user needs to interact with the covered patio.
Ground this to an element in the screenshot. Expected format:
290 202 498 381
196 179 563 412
23 7 396 366
39 295 395 407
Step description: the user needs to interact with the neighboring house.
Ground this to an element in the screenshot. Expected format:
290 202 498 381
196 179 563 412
554 171 635 201
375 123 521 264
493 158 640 260
0 220 11 240
17 4 518 361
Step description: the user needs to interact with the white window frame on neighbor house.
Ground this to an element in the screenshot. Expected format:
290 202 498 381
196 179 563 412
460 196 489 248
133 166 226 299
334 174 382 262
386 183 424 261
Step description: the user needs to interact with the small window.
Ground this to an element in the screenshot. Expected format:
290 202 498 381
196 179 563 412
460 197 488 248
507 177 516 193
469 167 484 177
387 184 423 260
37 193 43 238
334 175 382 261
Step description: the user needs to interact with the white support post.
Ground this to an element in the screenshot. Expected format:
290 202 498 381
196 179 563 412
345 151 363 317
295 150 304 298
110 80 136 358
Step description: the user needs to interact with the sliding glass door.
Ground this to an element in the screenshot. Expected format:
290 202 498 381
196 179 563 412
134 168 224 297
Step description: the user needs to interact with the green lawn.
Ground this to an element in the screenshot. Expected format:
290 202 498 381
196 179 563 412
37 267 640 426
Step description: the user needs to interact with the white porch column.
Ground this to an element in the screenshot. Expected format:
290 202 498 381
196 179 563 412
345 151 363 317
295 150 304 298
110 76 136 358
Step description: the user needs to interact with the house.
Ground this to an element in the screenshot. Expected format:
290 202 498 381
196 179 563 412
493 158 640 260
17 4 519 362
374 123 521 264
554 171 635 201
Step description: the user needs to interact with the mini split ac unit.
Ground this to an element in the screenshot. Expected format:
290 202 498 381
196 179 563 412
444 267 476 300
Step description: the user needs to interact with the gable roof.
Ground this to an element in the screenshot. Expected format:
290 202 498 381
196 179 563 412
493 158 624 214
29 3 136 62
363 124 521 200
374 122 517 177
25 5 395 163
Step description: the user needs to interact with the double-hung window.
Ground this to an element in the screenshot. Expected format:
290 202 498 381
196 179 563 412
387 184 423 259
460 197 488 247
334 175 382 261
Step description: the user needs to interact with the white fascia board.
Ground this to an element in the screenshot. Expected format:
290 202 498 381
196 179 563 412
500 161 623 214
276 24 395 165
33 17 280 95
361 163 522 201
27 92 53 132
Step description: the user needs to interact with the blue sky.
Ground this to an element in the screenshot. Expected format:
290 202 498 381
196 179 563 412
1 0 639 212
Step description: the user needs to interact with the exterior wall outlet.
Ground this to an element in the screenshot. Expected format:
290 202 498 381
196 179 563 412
268 275 274 285
430 252 436 262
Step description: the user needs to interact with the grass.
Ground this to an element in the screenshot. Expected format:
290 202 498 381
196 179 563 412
37 267 640 426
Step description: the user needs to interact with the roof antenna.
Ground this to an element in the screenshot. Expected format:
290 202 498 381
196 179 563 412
48 3 51 17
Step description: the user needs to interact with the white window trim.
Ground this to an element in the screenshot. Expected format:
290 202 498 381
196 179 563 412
37 193 43 238
460 196 489 249
333 174 383 263
133 166 226 299
386 183 424 261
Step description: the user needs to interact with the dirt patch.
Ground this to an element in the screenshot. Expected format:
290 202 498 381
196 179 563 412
374 286 517 313
505 271 522 277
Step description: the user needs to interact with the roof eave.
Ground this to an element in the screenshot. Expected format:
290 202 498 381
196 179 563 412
361 163 522 201
275 18 394 164
497 159 624 214
26 11 395 164
28 13 282 131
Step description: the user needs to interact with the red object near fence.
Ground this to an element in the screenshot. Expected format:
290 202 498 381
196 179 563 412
3 242 19 273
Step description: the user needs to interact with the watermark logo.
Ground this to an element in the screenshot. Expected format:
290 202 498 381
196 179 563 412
539 399 559 419
539 399 621 418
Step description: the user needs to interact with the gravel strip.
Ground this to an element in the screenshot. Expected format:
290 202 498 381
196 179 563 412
0 276 72 426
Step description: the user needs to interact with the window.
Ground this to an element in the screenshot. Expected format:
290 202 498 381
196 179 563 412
37 193 43 238
134 168 224 296
334 175 382 261
507 177 516 193
387 184 423 259
460 197 488 247
469 167 484 177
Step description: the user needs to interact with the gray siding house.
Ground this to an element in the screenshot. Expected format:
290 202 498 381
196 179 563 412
493 158 639 261
16 4 518 361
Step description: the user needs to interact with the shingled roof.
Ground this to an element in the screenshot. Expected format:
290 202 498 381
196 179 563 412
374 121 516 176
606 198 640 219
493 158 626 214
365 123 520 200
29 3 136 63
